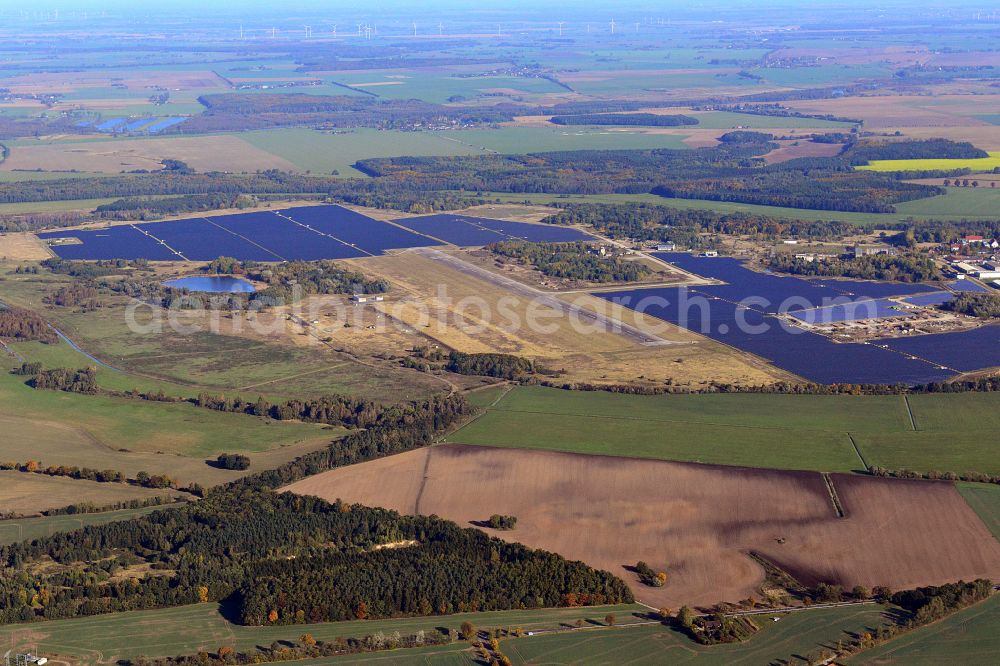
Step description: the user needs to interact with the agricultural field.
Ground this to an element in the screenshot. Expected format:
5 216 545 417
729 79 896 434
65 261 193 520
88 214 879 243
858 152 1000 173
846 594 1000 665
0 354 336 492
0 134 297 174
285 443 1000 608
956 483 1000 542
894 187 1000 217
0 471 178 515
294 604 892 665
473 190 1000 224
451 385 1000 475
0 601 648 665
0 503 180 546
239 128 482 176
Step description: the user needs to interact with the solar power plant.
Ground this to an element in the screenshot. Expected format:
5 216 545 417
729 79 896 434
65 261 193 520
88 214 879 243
392 214 594 246
789 299 915 324
37 226 182 261
135 218 283 262
279 205 441 254
205 212 368 261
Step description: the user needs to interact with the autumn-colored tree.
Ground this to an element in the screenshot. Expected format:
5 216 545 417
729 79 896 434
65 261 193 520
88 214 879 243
267 609 279 623
418 597 432 616
300 633 316 647
460 621 476 640
25 460 39 472
355 601 369 620
658 607 672 621
655 572 668 587
605 613 616 626
217 646 233 658
197 585 209 603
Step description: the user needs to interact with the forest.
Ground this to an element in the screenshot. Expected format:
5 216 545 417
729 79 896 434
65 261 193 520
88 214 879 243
941 292 1000 318
543 202 855 245
0 303 58 343
180 93 525 132
767 253 941 282
488 240 653 282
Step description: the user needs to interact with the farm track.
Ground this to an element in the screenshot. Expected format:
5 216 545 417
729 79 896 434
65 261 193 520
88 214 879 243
411 247 676 347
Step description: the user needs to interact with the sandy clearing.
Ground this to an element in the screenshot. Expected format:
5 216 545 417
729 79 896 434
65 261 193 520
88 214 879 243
285 445 1000 609
0 232 54 261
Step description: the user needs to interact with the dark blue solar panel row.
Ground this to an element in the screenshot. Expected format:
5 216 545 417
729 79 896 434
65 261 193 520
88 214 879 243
393 214 593 246
392 215 510 246
208 212 366 261
136 218 283 262
144 117 188 133
790 299 913 324
950 279 990 293
37 226 181 261
903 292 954 307
593 253 997 384
281 205 441 254
40 207 595 261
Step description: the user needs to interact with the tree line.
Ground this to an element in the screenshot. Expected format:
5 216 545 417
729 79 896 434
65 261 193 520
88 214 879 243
549 113 698 127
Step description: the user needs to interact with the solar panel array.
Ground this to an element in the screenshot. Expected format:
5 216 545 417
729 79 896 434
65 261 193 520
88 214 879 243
38 205 586 262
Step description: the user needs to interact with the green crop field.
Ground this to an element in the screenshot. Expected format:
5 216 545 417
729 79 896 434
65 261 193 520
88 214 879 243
846 595 1000 665
239 128 481 176
895 187 1000 217
0 197 122 214
471 190 1000 225
0 353 335 489
296 604 890 665
0 503 181 546
0 602 648 665
858 152 1000 173
448 385 1000 475
447 126 691 153
956 483 1000 541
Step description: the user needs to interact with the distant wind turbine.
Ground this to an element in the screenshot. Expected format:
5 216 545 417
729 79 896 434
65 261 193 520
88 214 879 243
609 18 616 34
557 21 564 36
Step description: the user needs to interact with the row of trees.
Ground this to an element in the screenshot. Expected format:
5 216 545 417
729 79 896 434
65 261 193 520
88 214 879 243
549 113 698 127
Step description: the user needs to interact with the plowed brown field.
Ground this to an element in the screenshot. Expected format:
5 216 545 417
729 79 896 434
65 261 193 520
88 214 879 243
284 445 1000 608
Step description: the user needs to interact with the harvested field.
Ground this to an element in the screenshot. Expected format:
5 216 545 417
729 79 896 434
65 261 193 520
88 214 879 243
0 135 296 173
285 444 1000 608
763 140 845 164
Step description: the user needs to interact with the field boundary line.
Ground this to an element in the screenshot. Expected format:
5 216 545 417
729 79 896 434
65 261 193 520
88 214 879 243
821 473 846 518
903 394 918 431
846 433 869 469
413 447 434 515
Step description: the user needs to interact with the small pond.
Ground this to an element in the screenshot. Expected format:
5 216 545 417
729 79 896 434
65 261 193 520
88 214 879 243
162 276 257 293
